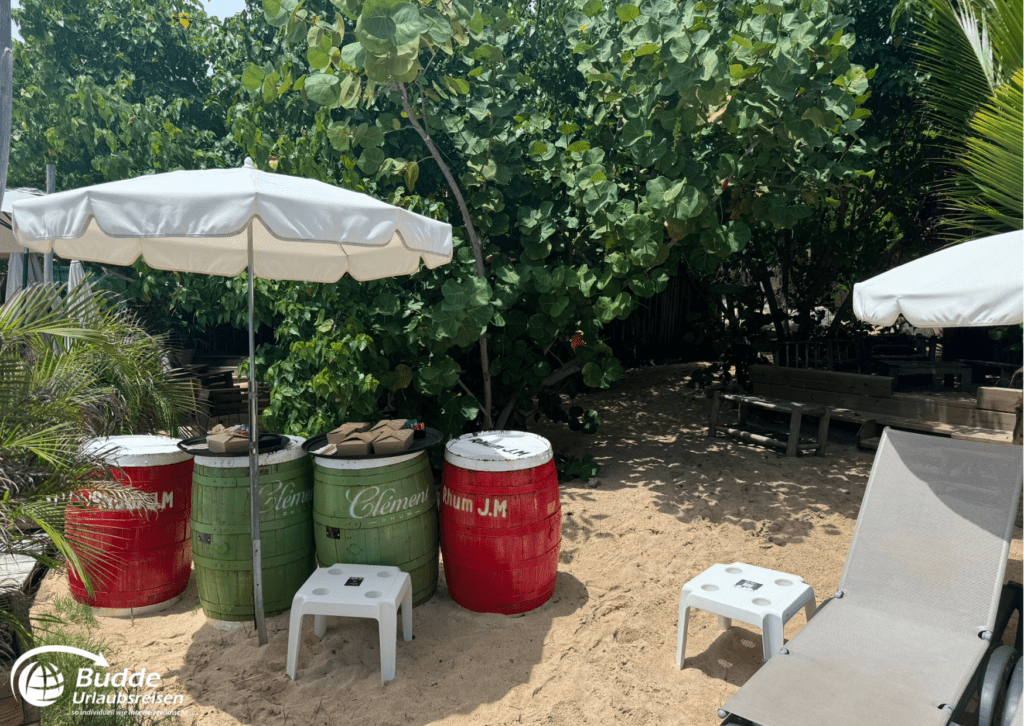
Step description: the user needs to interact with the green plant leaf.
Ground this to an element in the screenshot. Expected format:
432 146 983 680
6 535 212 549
303 72 341 106
616 4 640 23
241 64 266 91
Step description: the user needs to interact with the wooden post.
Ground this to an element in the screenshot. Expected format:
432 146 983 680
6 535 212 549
708 391 721 439
786 407 802 457
0 0 11 225
816 407 831 456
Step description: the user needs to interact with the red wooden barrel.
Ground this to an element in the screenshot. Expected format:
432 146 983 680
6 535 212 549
66 436 193 615
440 431 560 614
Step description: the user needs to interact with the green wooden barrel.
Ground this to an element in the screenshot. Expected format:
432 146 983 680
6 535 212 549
313 450 438 606
191 436 314 621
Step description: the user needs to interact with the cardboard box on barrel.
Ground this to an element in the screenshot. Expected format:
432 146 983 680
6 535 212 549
322 419 415 456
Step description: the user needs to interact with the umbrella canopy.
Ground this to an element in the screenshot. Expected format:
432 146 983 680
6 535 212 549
853 230 1024 328
0 187 45 259
13 158 452 280
11 158 453 646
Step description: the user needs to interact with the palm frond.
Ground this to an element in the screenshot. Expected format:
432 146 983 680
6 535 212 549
953 69 1024 232
988 0 1023 81
912 0 1023 233
0 284 111 344
0 280 196 597
915 0 999 134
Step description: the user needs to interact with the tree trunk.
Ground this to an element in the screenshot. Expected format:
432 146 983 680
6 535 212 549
399 83 493 428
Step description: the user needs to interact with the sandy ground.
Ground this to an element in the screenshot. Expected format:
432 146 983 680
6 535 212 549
32 363 1024 725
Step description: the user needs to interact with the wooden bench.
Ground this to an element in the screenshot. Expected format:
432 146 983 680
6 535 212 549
708 392 831 457
749 365 1017 445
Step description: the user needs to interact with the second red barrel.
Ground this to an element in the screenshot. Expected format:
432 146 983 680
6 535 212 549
440 431 560 614
67 435 193 615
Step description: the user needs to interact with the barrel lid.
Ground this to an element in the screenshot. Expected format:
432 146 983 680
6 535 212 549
444 431 553 472
84 435 192 467
314 449 424 470
195 435 307 468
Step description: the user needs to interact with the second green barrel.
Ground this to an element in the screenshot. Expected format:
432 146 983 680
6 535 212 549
313 450 438 606
192 436 315 622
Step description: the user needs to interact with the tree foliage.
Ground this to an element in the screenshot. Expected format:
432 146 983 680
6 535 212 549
10 0 884 441
911 0 1023 235
10 0 229 190
247 0 876 432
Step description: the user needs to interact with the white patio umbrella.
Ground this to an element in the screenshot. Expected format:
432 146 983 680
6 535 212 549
853 230 1024 328
2 187 46 302
0 187 45 256
13 157 453 644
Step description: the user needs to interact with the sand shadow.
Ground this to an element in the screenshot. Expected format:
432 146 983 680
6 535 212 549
533 365 873 548
680 625 763 688
170 570 588 725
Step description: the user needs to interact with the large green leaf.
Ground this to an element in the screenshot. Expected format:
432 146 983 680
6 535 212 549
241 64 266 92
304 73 341 106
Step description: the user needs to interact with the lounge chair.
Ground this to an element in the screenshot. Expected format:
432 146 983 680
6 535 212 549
718 428 1023 726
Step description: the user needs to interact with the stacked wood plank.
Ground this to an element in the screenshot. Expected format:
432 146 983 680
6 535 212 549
749 365 1018 448
176 360 271 429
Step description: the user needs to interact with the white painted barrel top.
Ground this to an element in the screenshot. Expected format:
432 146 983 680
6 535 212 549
313 449 423 470
444 431 553 472
196 435 306 468
83 435 192 467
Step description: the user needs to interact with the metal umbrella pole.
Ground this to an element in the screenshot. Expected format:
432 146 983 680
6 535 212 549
247 224 268 646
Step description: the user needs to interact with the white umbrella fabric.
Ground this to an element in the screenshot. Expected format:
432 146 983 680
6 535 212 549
66 260 85 292
0 187 44 256
13 158 453 644
853 230 1024 328
2 188 46 302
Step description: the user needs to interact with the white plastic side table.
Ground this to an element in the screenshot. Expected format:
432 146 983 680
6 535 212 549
286 564 413 683
676 562 816 668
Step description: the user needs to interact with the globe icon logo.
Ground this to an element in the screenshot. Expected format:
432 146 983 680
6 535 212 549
17 661 65 707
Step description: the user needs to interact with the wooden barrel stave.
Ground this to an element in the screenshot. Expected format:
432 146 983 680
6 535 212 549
67 437 194 612
440 431 561 614
191 438 314 621
313 451 439 606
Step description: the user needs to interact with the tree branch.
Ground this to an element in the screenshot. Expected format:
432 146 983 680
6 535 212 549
457 378 481 405
399 82 492 427
541 357 584 388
